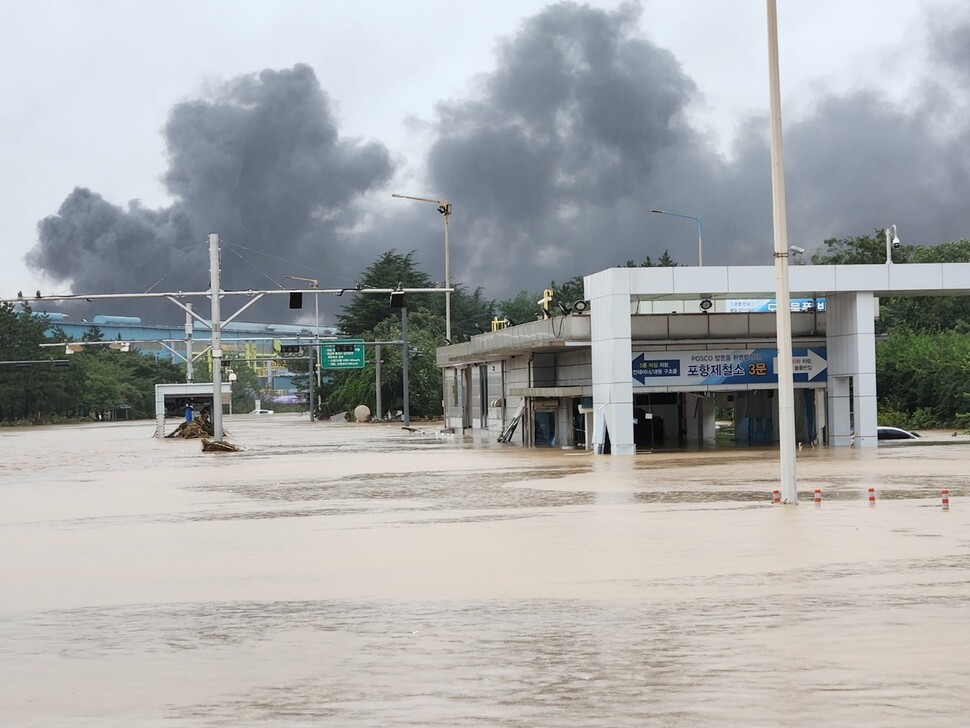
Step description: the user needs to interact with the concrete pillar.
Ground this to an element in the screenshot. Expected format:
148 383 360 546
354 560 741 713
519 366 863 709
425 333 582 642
826 292 877 448
702 395 716 446
588 269 635 455
154 387 166 438
684 393 716 446
814 387 827 446
828 376 852 447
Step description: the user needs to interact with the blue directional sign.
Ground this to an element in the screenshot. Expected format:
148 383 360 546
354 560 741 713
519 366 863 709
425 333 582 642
633 347 827 386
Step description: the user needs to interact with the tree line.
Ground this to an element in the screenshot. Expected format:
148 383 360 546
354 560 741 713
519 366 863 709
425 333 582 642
316 250 677 419
2 236 967 428
812 232 970 430
0 304 185 423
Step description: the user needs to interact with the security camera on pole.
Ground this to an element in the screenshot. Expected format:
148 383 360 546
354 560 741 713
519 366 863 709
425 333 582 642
885 224 900 264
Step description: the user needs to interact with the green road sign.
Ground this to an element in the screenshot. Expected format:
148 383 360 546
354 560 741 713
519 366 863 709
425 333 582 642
320 340 365 369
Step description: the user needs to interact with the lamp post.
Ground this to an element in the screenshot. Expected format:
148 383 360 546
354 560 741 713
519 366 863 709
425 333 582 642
885 224 899 264
766 0 797 504
227 369 237 415
286 276 320 420
392 193 452 341
650 209 703 266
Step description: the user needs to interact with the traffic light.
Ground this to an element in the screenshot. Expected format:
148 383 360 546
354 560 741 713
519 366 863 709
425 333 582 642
289 292 303 309
280 344 302 355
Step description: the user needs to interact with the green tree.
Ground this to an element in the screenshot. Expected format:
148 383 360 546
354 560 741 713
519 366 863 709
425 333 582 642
0 303 74 421
810 230 887 265
813 231 970 427
327 250 492 417
877 328 970 428
497 252 680 323
623 250 679 268
813 232 970 333
449 285 497 342
60 345 184 419
335 251 436 337
496 290 545 326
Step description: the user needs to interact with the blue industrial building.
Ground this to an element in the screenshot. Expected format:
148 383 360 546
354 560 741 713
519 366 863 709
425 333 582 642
38 311 336 400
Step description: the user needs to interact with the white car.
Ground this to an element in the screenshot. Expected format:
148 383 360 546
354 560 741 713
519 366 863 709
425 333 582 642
877 426 919 440
249 408 275 415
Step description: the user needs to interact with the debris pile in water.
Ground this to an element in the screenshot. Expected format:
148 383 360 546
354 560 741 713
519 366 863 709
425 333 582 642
166 414 214 439
166 414 239 451
201 438 240 453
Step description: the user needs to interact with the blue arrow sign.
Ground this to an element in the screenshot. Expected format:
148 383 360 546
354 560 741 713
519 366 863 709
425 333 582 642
633 347 827 386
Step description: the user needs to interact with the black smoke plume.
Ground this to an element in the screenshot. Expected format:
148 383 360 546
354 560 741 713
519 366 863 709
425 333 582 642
28 64 393 323
27 3 970 322
420 2 970 292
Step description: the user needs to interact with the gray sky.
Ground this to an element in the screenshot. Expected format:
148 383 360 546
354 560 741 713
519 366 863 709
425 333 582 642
2 0 967 324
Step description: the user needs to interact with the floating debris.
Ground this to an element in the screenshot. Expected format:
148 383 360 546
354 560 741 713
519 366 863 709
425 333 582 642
166 417 213 439
201 438 240 453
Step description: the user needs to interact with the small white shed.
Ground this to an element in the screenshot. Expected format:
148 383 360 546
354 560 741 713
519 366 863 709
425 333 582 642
154 382 232 437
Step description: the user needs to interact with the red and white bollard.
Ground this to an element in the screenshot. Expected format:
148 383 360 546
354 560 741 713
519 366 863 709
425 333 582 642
868 487 876 506
772 490 781 505
814 488 822 506
942 489 950 511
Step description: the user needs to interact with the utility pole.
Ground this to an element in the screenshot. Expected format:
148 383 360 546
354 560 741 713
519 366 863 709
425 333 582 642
401 306 410 428
184 303 194 383
208 233 225 442
375 343 382 420
767 0 797 503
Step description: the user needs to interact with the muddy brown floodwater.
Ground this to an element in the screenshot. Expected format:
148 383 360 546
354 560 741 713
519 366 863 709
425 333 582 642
1 414 969 726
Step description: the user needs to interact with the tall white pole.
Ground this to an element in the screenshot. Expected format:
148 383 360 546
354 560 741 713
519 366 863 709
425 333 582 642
442 206 452 342
184 303 194 383
391 194 452 341
375 343 382 419
696 217 704 267
767 0 797 503
208 233 225 442
401 307 410 428
313 290 321 419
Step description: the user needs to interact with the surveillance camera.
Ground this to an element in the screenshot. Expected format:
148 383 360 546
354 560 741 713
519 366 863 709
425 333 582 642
892 239 901 249
788 245 805 255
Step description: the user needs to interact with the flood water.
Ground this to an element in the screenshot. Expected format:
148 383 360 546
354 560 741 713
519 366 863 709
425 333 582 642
2 414 969 726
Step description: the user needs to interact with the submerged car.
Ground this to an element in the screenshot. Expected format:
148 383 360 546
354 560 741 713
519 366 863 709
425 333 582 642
877 426 920 440
249 408 275 415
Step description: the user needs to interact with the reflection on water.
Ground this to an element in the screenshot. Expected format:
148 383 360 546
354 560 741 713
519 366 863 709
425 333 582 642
2 416 970 726
4 591 969 727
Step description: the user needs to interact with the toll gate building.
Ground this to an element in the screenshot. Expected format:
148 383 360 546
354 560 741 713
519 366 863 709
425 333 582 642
436 263 970 453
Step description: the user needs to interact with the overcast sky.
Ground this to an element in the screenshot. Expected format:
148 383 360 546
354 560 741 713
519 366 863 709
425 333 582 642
2 0 968 324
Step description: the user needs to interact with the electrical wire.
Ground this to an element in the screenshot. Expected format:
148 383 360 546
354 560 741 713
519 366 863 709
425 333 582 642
223 244 286 289
222 241 350 287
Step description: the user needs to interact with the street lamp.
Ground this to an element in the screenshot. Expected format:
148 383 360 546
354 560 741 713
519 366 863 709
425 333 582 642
227 369 237 415
885 224 900 264
392 193 452 341
766 0 797 504
286 275 322 409
650 209 703 266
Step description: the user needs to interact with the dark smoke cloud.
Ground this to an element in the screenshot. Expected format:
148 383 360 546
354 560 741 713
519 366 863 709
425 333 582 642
28 64 393 322
27 3 970 324
425 2 715 282
421 1 970 296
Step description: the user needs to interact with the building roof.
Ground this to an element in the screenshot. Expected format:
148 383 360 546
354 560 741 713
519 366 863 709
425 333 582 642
587 263 970 301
